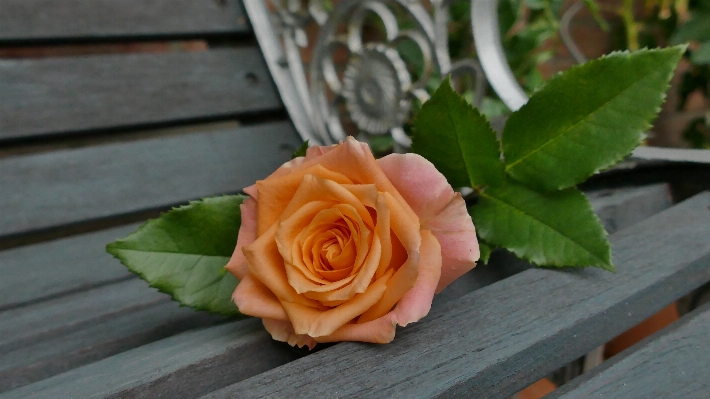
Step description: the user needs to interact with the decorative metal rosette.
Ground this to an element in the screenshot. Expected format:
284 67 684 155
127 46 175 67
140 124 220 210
308 1 441 148
245 0 509 150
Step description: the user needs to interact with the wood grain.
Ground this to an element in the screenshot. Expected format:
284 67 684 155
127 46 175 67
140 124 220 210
202 192 710 399
586 184 672 234
0 185 677 398
0 279 226 393
0 121 301 238
0 224 138 311
0 0 248 42
0 320 302 399
548 303 710 399
0 48 281 140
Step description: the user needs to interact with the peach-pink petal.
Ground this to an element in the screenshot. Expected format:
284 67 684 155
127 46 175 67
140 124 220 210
390 229 441 326
305 144 337 160
377 152 479 292
317 231 441 344
242 153 310 200
426 193 479 292
232 274 288 321
259 137 418 222
377 153 455 223
243 184 258 199
262 318 317 350
315 313 398 344
225 197 257 280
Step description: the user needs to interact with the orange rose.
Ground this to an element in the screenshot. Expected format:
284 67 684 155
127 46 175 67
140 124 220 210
226 138 479 348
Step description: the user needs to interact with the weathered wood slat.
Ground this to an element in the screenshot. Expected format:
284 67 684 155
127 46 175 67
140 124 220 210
0 121 301 239
0 279 226 393
0 224 137 311
0 320 300 399
0 0 248 42
548 303 710 399
0 48 281 141
0 185 675 399
586 184 673 234
203 192 710 399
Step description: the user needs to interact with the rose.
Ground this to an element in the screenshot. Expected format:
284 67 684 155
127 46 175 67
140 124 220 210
226 138 479 349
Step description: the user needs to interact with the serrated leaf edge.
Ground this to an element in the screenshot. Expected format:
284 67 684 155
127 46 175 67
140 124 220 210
413 77 501 188
106 194 247 317
504 46 686 191
477 190 614 271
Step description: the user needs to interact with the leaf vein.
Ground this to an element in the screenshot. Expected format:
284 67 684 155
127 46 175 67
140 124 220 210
481 192 607 265
505 67 663 171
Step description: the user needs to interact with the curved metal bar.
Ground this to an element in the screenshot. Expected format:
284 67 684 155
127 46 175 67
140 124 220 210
449 58 487 107
432 0 452 74
391 29 434 87
242 1 321 144
347 2 399 53
471 0 529 111
561 1 588 64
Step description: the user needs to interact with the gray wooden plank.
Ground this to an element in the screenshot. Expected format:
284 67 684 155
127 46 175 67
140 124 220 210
0 184 678 398
0 320 300 399
0 0 248 42
547 303 710 399
0 279 226 393
0 224 138 311
201 192 710 399
0 48 281 140
0 121 301 238
586 184 673 234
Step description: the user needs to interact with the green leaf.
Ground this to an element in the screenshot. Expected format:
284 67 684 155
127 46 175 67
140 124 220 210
469 179 612 271
412 77 504 188
106 195 247 316
292 140 309 159
692 42 710 65
502 47 685 191
478 242 494 265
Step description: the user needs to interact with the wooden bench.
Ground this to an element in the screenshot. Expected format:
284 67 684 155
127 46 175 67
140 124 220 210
1 1 710 398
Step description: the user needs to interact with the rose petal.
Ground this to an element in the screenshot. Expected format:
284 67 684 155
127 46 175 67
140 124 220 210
378 152 479 292
278 174 374 229
390 229 441 325
242 223 323 308
261 137 419 222
281 269 393 337
225 198 257 280
377 153 454 223
426 193 479 292
255 165 353 235
262 318 317 350
305 144 337 160
357 193 421 322
315 313 398 344
316 231 440 343
232 274 288 320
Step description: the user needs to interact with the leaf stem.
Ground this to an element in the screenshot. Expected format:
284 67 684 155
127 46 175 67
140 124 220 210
622 0 639 51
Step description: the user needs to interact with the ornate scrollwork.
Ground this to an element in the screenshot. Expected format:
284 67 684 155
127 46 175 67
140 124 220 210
244 0 513 149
